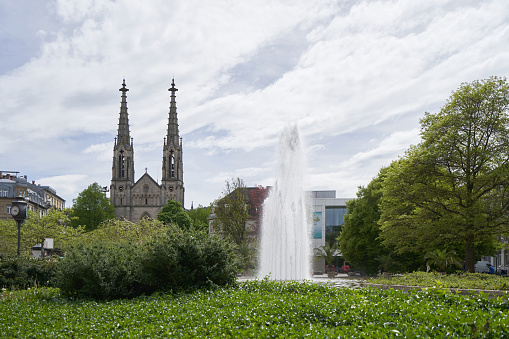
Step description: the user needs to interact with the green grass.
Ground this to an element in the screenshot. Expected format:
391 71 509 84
370 272 509 291
1 279 509 338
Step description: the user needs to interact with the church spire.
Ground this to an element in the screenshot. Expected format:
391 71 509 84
161 78 184 207
166 78 180 146
117 79 131 145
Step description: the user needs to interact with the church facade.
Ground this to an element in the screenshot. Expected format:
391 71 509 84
110 79 184 222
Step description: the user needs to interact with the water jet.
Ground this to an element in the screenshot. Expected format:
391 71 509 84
259 123 311 280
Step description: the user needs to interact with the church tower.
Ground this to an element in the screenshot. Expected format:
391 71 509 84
110 79 135 219
161 79 184 206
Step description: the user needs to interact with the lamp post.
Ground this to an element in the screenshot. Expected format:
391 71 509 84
10 197 28 257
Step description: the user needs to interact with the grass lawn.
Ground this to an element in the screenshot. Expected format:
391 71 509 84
1 279 509 338
370 271 509 291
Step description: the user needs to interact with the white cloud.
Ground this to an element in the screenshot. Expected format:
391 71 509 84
36 174 90 202
1 0 509 207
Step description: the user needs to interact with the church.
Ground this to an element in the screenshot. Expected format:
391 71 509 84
110 79 184 222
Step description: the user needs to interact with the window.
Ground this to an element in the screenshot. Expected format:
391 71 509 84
325 206 347 244
0 189 7 197
6 205 11 214
313 212 322 239
170 153 175 178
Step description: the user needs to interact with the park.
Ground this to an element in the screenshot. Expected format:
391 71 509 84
2 77 509 337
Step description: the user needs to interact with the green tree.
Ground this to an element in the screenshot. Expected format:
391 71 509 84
0 219 18 257
158 199 192 230
212 178 249 247
380 77 509 272
338 170 390 275
23 208 84 257
188 204 212 231
314 242 339 271
70 183 115 231
424 249 462 272
82 218 168 245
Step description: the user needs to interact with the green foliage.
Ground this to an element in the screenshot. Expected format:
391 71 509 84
2 280 509 337
0 219 18 257
313 242 338 268
212 178 250 247
139 227 238 293
338 170 390 275
188 204 212 231
236 240 258 273
81 218 168 245
55 241 142 299
0 257 59 290
425 249 462 272
55 226 238 299
380 77 509 272
23 209 83 256
157 199 192 230
371 271 509 291
70 183 115 232
375 253 399 272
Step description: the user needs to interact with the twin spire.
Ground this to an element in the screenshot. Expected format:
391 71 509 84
116 78 180 147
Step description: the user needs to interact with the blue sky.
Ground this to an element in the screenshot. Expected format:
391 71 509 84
1 0 509 209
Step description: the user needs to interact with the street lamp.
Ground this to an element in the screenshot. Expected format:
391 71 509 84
10 196 28 257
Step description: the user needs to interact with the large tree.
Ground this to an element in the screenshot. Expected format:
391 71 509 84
188 204 212 231
212 178 249 247
70 183 115 231
157 199 192 230
338 169 390 275
23 209 84 257
380 77 509 272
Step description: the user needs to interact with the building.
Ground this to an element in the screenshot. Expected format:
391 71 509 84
310 191 353 273
208 186 267 239
110 79 184 222
0 171 65 221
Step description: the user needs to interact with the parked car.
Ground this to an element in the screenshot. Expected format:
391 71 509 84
335 262 350 273
474 260 491 273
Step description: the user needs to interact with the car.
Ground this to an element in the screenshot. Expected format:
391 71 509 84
474 260 491 273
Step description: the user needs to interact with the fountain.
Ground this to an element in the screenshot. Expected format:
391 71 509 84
258 123 311 280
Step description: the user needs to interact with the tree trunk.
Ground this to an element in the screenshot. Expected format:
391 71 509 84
464 237 475 273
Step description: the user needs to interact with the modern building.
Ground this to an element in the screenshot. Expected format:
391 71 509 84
110 79 184 222
0 171 65 221
310 190 352 272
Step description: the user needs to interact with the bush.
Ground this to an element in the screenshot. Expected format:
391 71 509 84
0 257 59 290
55 241 142 299
139 227 238 293
55 226 238 299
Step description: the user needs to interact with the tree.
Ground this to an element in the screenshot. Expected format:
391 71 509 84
314 242 339 271
188 204 212 231
0 219 19 257
338 169 390 275
23 208 84 258
157 199 192 230
380 77 509 272
82 217 168 245
212 178 249 247
70 183 115 231
424 249 461 272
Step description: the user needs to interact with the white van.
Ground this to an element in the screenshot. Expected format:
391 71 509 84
474 261 491 273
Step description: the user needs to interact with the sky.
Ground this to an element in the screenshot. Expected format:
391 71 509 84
1 0 509 209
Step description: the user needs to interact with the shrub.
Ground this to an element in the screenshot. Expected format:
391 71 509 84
0 257 58 290
55 227 238 299
139 227 238 293
55 241 142 299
